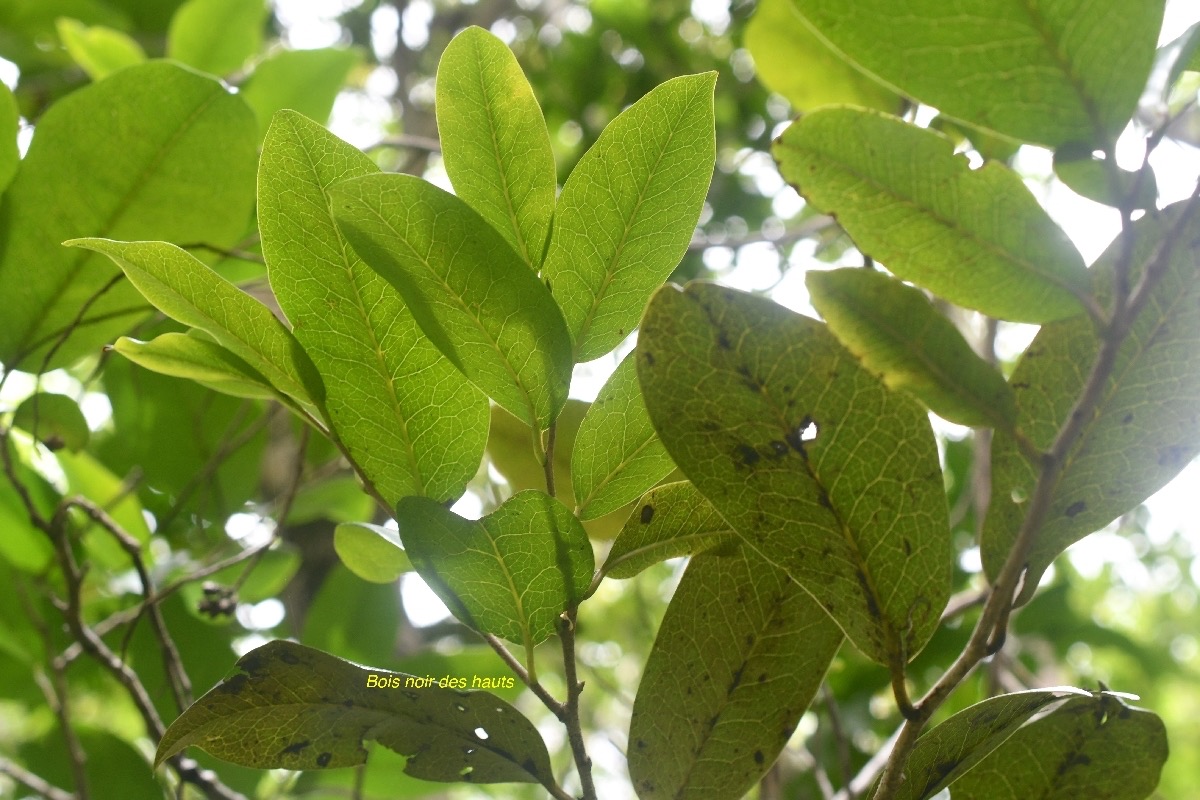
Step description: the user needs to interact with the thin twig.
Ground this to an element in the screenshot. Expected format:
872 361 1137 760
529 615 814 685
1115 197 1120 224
0 758 76 800
869 180 1200 799
559 608 597 800
481 633 564 717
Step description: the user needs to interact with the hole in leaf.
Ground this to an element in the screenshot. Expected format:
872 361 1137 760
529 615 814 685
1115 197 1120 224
455 703 467 712
1011 487 1028 504
460 766 474 777
474 726 489 740
799 419 818 442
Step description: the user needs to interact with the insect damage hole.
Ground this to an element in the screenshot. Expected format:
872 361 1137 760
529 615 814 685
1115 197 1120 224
786 416 819 453
474 726 489 740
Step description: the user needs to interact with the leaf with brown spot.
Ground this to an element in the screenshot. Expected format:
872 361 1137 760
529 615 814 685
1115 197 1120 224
155 640 552 786
628 546 843 800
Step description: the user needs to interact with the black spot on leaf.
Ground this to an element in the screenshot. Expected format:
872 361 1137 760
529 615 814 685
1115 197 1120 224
640 504 655 524
768 440 788 458
903 538 912 556
735 444 761 467
717 329 732 349
1065 500 1086 518
643 351 655 366
1121 413 1134 424
316 752 332 767
279 649 300 665
280 740 310 755
219 674 248 695
754 750 765 765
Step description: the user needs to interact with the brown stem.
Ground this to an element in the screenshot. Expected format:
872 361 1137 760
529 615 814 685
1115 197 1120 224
559 608 597 800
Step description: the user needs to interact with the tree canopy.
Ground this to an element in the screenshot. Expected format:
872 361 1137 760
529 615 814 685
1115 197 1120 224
1 1 1199 799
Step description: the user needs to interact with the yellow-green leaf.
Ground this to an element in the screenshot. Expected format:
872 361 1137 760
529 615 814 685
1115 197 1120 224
330 173 571 430
114 332 275 400
259 111 487 504
792 0 1164 147
65 239 324 414
12 391 90 452
436 26 555 270
240 48 362 139
745 0 900 113
55 18 145 80
167 0 267 76
573 351 675 520
541 72 717 362
395 491 594 650
775 108 1090 323
334 522 412 584
807 268 1017 429
601 481 735 581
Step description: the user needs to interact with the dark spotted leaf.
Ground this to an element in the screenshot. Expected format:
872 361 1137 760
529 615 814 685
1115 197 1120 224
983 201 1200 602
947 692 1168 800
600 481 735 580
155 640 553 786
638 282 950 666
894 687 1090 800
628 546 843 800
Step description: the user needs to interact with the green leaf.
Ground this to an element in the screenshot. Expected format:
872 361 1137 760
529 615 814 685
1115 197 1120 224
65 239 324 414
330 173 571 430
302 565 401 667
334 522 412 584
0 441 57 573
240 47 362 139
395 491 594 650
983 202 1200 603
541 72 717 362
55 18 145 80
154 640 554 786
573 351 676 519
0 80 20 194
12 391 90 452
259 110 488 504
894 688 1090 800
947 693 1168 800
485 400 637 540
638 282 950 666
601 481 735 580
791 0 1165 148
167 0 267 76
628 546 843 800
0 61 257 371
744 0 900 113
1053 145 1157 210
807 268 1017 429
775 108 1090 323
203 547 300 604
436 26 556 270
113 332 276 400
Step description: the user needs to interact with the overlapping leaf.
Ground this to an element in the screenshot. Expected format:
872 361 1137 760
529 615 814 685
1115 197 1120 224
894 688 1090 800
259 111 487 504
775 108 1089 323
395 491 593 651
167 0 267 76
12 392 90 452
601 481 735 581
240 48 361 139
66 239 323 414
948 693 1168 799
330 173 571 430
628 547 843 800
0 82 16 193
155 640 554 785
745 0 900 113
56 18 145 80
541 72 717 362
808 268 1017 429
0 62 257 371
983 202 1200 602
114 333 275 400
436 26 556 270
333 522 412 584
791 0 1164 147
638 282 950 665
573 351 676 519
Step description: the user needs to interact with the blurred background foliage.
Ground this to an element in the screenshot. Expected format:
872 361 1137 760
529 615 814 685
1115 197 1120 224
0 0 1198 798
